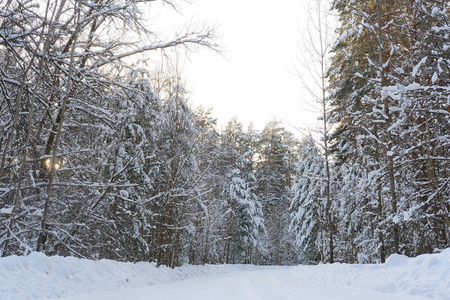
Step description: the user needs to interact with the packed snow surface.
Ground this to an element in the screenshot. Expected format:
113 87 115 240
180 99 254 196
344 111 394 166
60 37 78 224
1 249 449 300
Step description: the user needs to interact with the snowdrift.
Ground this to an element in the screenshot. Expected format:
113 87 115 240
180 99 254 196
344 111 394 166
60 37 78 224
0 253 272 300
290 249 450 299
0 249 449 300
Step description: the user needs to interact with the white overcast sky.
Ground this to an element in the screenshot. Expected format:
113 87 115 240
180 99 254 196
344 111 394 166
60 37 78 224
149 0 322 136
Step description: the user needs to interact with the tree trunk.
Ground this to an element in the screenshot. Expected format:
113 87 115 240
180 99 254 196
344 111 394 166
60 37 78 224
37 1 80 252
377 0 400 254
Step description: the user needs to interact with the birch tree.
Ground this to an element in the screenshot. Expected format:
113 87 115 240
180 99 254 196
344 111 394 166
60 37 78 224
294 0 336 263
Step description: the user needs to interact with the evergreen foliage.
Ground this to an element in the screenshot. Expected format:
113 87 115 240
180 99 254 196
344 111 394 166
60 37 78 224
1 0 448 267
290 0 449 264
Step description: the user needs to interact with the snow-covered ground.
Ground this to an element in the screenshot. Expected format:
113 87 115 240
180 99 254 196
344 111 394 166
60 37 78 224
1 249 449 300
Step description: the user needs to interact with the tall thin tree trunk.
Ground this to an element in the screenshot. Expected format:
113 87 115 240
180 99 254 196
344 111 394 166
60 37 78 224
317 0 334 264
378 184 386 263
423 117 450 242
225 212 233 264
37 1 80 252
377 0 399 254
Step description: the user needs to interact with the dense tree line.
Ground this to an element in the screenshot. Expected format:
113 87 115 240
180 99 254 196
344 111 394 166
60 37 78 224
290 0 449 264
2 0 448 268
0 0 301 266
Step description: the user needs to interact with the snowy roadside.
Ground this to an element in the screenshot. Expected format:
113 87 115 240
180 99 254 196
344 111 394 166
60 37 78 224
0 249 449 300
0 253 276 300
289 249 450 300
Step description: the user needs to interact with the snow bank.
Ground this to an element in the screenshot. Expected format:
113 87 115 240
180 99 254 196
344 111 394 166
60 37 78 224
290 249 450 300
0 253 272 300
1 250 449 300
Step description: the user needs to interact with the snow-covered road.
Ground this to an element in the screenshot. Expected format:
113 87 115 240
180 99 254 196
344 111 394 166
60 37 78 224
58 268 431 300
2 251 449 300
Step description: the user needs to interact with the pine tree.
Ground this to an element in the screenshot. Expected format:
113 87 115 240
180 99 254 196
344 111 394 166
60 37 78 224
221 169 264 264
256 120 299 265
290 136 327 263
329 0 450 261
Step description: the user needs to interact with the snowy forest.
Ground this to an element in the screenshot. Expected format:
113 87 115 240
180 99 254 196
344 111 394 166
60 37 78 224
0 0 449 269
